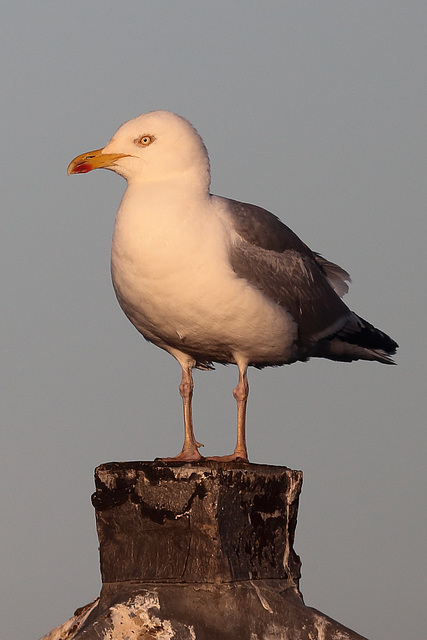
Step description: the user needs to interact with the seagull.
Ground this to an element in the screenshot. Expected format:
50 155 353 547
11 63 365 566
68 110 398 462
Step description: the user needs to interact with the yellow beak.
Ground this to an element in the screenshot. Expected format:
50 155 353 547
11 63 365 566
67 148 130 175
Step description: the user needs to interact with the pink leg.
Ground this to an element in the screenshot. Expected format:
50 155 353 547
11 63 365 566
233 368 249 460
161 365 202 462
208 365 249 462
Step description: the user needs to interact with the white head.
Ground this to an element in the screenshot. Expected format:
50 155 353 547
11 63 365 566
68 110 211 189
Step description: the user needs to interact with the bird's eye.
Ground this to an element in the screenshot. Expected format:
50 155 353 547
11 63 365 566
136 134 155 147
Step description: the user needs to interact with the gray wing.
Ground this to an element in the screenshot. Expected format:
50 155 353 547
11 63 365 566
313 253 350 297
226 199 350 297
225 199 351 344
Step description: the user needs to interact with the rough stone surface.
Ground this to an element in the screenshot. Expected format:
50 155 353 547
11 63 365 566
93 461 302 587
39 461 368 640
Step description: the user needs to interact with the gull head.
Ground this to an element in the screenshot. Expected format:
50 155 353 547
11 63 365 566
67 110 211 187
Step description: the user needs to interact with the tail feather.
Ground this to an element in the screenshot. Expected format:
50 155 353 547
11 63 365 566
316 314 398 364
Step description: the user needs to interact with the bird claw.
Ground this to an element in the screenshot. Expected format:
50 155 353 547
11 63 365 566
207 453 249 463
158 446 203 462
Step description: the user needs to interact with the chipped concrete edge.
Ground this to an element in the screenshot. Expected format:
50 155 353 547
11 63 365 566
39 599 99 640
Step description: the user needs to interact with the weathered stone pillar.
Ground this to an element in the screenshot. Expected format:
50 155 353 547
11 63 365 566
40 461 368 640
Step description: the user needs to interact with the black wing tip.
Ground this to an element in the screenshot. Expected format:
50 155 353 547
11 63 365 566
319 314 398 364
340 315 398 353
371 349 398 365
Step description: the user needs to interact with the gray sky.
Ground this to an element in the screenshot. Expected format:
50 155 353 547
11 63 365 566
1 2 426 639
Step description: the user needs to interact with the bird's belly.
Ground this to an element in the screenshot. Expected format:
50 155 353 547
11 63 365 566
110 195 299 365
111 248 298 365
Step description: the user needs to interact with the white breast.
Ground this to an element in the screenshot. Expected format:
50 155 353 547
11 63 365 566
111 185 297 364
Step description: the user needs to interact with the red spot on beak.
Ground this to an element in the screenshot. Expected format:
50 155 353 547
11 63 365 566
72 162 93 174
